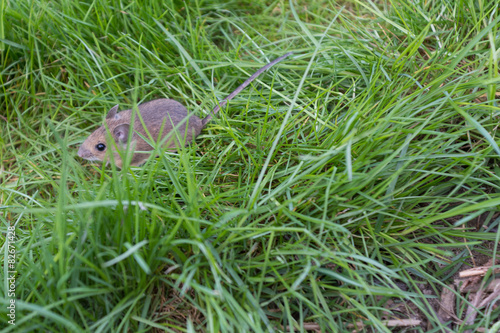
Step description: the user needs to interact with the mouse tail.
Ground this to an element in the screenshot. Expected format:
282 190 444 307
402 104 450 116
201 51 293 126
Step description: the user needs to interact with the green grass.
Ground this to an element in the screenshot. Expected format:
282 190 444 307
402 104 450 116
1 0 500 331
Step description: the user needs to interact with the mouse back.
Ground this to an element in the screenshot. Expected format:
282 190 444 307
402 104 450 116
133 99 203 148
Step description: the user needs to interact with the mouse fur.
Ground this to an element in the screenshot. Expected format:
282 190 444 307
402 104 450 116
78 52 292 168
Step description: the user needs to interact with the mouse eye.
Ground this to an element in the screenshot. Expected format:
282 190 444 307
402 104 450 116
96 143 106 151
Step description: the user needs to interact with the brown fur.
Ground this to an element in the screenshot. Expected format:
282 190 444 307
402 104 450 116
78 99 202 168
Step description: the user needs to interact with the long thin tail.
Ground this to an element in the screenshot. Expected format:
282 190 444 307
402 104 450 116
202 51 293 126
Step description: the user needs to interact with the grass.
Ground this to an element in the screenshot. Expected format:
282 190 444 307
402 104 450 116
1 0 500 331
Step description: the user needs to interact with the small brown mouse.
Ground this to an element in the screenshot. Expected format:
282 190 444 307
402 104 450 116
78 52 292 168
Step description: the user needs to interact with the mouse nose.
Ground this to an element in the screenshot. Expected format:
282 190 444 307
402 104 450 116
78 146 91 159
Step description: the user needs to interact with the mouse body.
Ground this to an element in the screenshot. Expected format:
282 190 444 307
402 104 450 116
78 99 203 168
78 52 292 168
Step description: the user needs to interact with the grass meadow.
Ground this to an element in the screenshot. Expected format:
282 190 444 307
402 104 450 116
1 0 500 331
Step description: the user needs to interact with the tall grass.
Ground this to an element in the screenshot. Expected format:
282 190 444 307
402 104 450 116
1 0 500 331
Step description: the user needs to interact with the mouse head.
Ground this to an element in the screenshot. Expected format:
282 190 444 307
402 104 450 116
78 105 132 167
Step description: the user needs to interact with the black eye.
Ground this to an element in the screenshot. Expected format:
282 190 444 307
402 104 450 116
96 143 106 151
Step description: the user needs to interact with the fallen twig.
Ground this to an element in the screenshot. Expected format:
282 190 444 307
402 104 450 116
459 266 500 278
284 319 421 332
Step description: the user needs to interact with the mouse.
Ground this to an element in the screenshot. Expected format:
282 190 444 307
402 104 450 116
77 52 293 168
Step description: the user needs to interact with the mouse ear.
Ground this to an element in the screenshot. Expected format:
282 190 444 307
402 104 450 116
106 104 119 119
113 124 130 144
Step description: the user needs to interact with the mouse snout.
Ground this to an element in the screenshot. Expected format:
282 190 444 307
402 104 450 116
77 146 92 159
